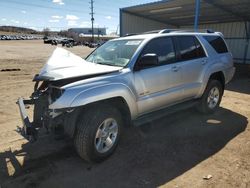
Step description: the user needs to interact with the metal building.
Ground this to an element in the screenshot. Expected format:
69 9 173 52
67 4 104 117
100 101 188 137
68 28 106 35
120 0 250 63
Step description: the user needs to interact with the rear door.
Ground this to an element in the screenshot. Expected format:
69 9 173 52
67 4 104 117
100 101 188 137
175 35 207 98
133 37 184 115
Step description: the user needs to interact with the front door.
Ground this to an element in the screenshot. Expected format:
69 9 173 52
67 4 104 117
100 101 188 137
133 37 184 115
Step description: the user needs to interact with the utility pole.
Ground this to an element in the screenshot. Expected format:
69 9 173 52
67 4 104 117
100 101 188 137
97 26 100 41
90 0 94 42
116 24 119 36
194 0 200 31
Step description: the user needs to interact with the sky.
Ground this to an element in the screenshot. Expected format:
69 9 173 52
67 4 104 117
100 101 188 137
0 0 158 34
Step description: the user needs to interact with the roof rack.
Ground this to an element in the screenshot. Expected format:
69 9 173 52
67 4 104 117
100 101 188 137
124 29 215 37
125 33 138 36
125 30 161 36
169 29 215 33
158 29 180 33
142 30 162 34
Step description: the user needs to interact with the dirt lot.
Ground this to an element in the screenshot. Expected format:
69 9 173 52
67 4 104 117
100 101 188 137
0 40 250 188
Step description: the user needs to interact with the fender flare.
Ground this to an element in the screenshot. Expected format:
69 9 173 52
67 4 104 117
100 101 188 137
69 83 138 119
197 63 226 97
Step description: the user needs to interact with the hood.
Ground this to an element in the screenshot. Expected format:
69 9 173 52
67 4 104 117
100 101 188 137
36 47 122 81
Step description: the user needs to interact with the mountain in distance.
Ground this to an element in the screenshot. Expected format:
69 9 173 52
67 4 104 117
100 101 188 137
0 26 38 34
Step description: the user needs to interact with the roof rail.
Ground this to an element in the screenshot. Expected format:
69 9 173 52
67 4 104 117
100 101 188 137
142 30 162 34
159 29 180 33
168 29 215 33
125 33 138 36
126 29 172 36
152 29 215 34
124 29 215 37
206 29 214 33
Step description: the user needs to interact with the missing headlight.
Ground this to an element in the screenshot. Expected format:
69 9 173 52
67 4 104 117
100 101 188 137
49 87 65 102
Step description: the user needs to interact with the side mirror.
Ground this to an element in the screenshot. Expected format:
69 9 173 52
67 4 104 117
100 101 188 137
136 53 158 70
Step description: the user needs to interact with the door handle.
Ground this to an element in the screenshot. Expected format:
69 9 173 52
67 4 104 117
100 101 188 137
201 60 207 65
171 65 179 72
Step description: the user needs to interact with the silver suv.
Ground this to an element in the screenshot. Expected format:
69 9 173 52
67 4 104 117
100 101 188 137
17 29 235 162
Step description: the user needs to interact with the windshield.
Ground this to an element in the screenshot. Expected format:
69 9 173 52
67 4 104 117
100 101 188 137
86 39 142 67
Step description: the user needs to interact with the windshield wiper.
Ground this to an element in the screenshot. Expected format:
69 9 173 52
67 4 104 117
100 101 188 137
96 62 122 67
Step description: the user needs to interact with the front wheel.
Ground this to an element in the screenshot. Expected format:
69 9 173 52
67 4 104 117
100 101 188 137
74 104 122 162
197 80 223 114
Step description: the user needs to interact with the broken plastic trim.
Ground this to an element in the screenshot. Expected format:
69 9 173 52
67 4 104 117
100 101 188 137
33 74 54 81
16 98 38 141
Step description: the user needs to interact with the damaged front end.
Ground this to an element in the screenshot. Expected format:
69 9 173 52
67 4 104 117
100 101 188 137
17 75 67 141
16 47 122 141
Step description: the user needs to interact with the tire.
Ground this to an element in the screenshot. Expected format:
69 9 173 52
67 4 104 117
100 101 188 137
197 79 223 114
74 104 122 162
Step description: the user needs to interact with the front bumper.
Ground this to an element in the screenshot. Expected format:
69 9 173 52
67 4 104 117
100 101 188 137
17 98 37 141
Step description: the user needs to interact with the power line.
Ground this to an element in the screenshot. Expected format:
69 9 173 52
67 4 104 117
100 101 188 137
0 0 158 16
0 0 155 32
0 4 119 21
0 0 118 17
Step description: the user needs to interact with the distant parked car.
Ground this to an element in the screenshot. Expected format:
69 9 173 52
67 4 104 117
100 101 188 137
61 38 75 47
88 42 98 48
44 38 53 44
0 34 42 40
83 41 90 46
51 40 58 45
0 35 6 40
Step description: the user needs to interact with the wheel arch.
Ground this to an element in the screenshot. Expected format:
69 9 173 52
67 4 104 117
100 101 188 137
64 96 132 138
198 70 226 97
209 71 225 90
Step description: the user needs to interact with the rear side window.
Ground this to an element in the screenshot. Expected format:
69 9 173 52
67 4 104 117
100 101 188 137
141 37 176 65
203 35 228 53
177 36 206 61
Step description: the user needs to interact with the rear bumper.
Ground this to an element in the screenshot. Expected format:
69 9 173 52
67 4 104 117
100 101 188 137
16 98 37 141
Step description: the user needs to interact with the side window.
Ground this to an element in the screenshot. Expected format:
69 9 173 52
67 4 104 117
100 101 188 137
203 35 228 53
141 37 176 65
177 36 198 61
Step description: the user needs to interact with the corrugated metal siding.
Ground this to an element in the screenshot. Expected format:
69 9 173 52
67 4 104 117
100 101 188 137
227 39 246 62
247 40 250 60
199 22 248 63
196 22 246 38
180 22 249 63
120 11 173 36
121 11 249 63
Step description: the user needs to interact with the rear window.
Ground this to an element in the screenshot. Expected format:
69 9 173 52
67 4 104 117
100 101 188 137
203 35 228 53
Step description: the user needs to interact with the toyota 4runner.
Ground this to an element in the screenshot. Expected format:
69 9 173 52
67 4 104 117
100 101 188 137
17 29 235 162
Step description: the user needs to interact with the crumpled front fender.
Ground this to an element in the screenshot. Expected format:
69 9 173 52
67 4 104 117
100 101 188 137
49 83 138 119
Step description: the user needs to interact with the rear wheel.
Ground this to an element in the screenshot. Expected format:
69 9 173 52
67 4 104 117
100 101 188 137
197 80 223 114
74 104 122 162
